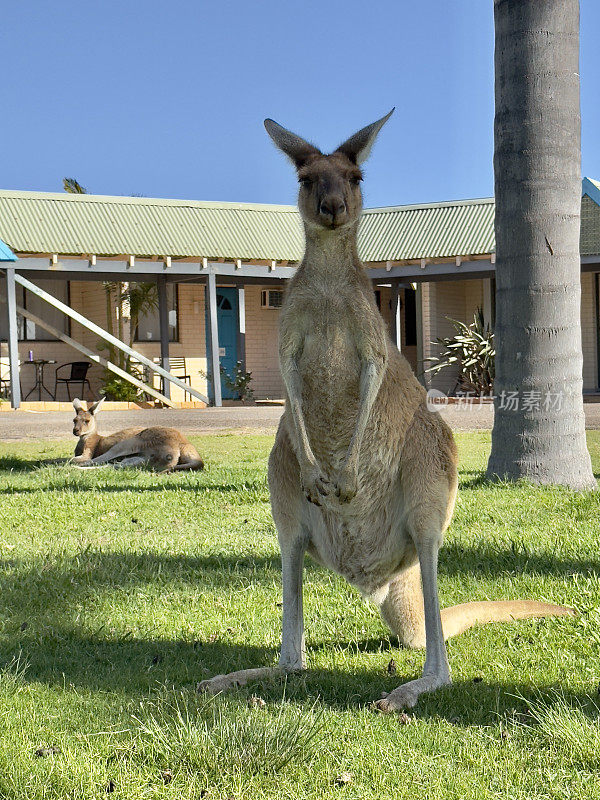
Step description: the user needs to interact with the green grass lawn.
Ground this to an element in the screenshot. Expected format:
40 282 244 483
1 432 600 799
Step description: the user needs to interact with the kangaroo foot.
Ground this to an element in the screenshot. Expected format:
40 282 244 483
374 673 452 712
196 667 280 695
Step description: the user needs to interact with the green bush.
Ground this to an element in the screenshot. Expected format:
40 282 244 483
426 308 495 395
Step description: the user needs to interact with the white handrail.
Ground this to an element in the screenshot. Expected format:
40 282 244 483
17 306 176 407
14 273 209 404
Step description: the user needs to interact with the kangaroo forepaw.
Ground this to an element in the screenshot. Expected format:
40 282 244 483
302 469 332 506
69 456 92 466
373 674 451 712
333 470 358 503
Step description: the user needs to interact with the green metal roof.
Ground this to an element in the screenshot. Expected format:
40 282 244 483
0 190 304 261
360 197 495 261
0 184 598 264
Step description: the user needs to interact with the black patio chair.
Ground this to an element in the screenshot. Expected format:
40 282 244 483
155 356 192 400
53 361 92 401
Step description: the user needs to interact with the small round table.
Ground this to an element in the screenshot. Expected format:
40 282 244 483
23 359 57 401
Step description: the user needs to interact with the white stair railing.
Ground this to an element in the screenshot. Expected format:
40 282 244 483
14 273 209 405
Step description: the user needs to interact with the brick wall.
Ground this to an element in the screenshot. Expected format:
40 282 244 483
244 286 284 399
134 283 209 402
581 272 597 392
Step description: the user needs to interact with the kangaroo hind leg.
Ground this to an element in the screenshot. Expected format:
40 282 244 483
198 425 306 694
167 444 205 472
375 524 451 712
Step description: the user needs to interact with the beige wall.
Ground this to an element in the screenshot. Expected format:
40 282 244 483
423 278 490 394
422 280 471 393
244 286 284 399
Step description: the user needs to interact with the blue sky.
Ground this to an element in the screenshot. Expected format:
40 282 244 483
3 1 600 208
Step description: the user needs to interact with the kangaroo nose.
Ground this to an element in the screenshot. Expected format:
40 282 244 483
319 197 346 221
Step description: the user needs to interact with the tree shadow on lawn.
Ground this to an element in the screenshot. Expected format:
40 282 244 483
459 469 600 489
438 540 600 578
0 626 593 728
0 548 593 725
0 455 71 471
0 474 266 495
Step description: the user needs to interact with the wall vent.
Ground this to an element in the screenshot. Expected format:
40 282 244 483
261 289 284 309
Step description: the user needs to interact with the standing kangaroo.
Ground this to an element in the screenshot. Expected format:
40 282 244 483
71 398 204 472
198 112 574 710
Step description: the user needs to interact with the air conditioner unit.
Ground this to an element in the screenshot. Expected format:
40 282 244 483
261 289 284 309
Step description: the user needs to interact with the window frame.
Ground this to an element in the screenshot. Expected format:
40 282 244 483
133 283 180 344
14 280 71 342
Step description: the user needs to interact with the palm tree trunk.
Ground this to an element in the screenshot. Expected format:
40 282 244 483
487 0 595 489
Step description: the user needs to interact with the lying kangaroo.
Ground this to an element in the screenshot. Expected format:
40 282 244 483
71 398 204 472
198 112 574 710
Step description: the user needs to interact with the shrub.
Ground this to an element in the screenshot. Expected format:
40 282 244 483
426 308 495 395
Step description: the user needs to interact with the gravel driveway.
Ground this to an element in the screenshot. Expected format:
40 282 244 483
2 402 600 442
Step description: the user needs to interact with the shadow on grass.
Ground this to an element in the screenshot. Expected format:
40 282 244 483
0 546 592 723
459 469 600 489
2 543 597 620
459 472 492 490
0 455 71 471
439 540 600 577
0 483 267 495
0 551 283 604
0 467 266 495
0 626 593 727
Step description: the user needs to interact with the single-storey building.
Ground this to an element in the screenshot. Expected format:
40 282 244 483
1 178 600 407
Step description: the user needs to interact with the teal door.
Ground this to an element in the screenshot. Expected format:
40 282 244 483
206 287 238 400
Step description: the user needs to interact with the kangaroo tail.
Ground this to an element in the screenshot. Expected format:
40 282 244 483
441 600 577 641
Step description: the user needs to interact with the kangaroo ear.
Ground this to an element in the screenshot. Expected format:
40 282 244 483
88 397 105 416
264 119 322 169
335 108 395 165
73 398 83 412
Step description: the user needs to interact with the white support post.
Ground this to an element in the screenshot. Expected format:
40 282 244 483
237 286 246 372
416 283 426 387
391 283 402 351
207 272 222 407
157 276 171 400
5 268 21 409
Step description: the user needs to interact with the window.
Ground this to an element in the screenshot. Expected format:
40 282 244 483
135 283 178 342
0 279 70 341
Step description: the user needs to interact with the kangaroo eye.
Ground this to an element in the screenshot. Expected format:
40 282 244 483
350 176 362 186
299 178 312 189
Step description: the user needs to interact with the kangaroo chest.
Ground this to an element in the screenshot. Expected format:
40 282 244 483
288 289 366 458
